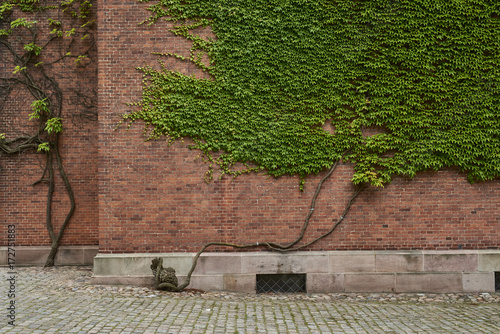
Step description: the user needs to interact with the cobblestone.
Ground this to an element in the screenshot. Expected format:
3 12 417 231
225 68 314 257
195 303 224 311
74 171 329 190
1 266 500 333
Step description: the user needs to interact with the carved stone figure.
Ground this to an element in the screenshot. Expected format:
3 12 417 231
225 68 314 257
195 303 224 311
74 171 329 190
151 257 178 291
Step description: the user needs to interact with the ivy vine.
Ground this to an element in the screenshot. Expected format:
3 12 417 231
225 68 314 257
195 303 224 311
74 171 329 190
0 0 96 266
125 0 499 188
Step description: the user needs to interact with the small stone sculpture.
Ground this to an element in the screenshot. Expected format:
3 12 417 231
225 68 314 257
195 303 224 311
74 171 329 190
151 257 178 291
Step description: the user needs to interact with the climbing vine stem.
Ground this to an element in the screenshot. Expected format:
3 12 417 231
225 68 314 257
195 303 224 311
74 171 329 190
0 0 96 266
154 160 366 292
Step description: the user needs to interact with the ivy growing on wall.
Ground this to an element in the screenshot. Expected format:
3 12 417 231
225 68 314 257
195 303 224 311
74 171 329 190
124 0 500 291
126 0 499 188
0 0 96 266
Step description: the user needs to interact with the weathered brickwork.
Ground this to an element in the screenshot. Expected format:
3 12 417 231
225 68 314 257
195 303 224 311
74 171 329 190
1 1 498 253
97 1 499 254
0 5 98 247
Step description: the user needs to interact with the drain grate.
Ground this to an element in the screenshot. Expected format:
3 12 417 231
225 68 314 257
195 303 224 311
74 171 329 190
495 272 500 292
256 274 306 293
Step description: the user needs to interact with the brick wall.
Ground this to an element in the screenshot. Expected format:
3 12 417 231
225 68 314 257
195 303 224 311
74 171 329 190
0 4 98 247
97 1 499 253
1 1 497 252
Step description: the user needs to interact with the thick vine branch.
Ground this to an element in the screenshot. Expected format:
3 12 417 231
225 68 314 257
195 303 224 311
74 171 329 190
44 143 76 267
0 135 40 153
265 158 342 250
267 184 366 253
44 150 56 243
155 164 366 292
1 0 97 267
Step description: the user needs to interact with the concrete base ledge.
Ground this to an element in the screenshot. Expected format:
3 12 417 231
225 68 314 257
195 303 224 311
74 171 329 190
93 250 500 293
0 246 99 266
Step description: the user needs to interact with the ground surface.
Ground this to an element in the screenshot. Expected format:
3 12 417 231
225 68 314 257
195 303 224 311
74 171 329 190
1 266 499 333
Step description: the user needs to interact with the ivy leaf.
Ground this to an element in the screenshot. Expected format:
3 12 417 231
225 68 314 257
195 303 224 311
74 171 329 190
37 142 50 152
45 117 63 134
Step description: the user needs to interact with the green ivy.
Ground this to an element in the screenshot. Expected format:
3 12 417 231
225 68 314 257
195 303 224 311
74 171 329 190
125 0 500 187
44 117 63 134
24 42 42 55
1 0 96 267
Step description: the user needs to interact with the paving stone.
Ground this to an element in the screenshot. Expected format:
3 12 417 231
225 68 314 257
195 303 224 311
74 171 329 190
0 266 499 333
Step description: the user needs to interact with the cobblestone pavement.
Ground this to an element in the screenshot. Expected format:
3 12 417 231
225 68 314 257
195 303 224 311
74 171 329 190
1 267 499 333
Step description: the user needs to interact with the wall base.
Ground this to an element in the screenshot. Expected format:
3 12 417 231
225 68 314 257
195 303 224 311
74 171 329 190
0 246 99 266
92 250 500 293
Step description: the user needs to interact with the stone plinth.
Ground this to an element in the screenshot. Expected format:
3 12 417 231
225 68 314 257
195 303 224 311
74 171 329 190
92 250 500 293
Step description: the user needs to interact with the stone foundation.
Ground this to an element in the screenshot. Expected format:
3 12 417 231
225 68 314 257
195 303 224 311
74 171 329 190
92 250 500 293
0 246 99 266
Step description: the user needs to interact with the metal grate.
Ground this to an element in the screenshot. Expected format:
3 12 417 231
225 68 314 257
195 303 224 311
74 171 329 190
495 272 500 292
256 274 306 293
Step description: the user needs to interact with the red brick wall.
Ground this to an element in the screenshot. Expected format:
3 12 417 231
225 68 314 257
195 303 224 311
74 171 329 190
97 1 499 253
0 4 98 247
4 1 496 252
